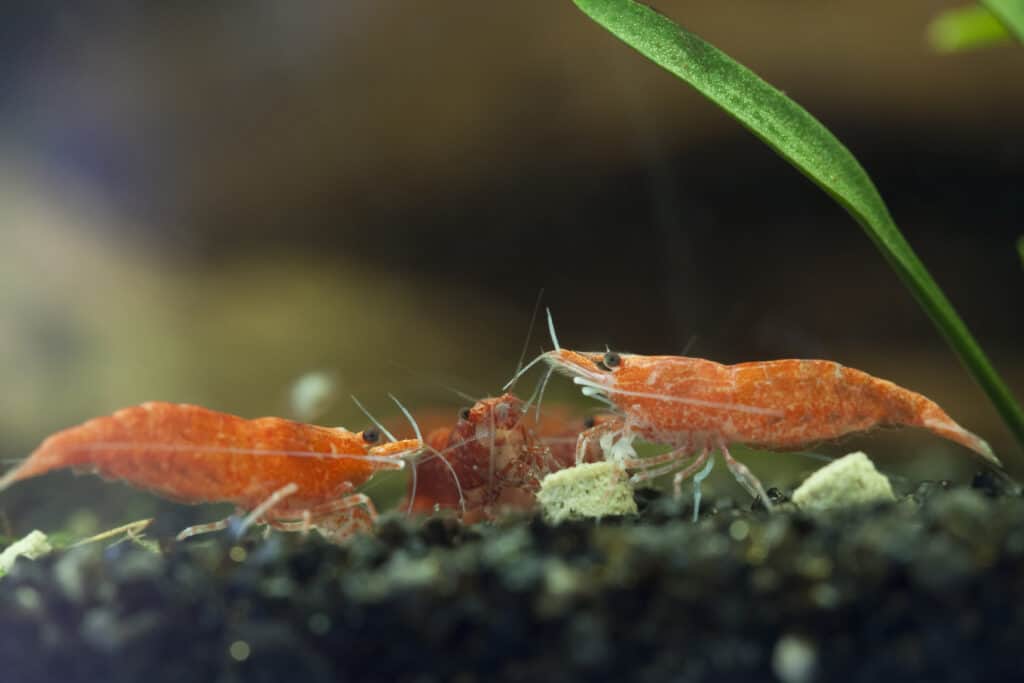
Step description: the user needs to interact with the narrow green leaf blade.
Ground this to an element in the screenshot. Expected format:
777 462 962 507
572 0 1024 453
927 5 1011 52
982 0 1024 43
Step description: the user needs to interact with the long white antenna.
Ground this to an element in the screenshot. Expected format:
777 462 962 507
350 395 397 442
508 289 545 389
389 394 422 443
501 352 547 391
546 307 561 351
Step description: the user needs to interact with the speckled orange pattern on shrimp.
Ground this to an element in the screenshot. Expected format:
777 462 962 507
0 402 415 522
546 350 996 462
533 335 1000 512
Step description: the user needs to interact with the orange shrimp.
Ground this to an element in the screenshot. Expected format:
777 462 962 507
401 393 603 523
0 402 422 542
508 311 1000 510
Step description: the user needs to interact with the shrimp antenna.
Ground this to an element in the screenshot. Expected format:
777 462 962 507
520 354 546 415
381 394 468 517
681 334 698 356
508 289 545 390
389 394 422 443
350 396 397 443
504 306 562 392
546 307 561 352
534 365 554 422
401 443 467 517
445 386 481 405
502 353 548 392
384 359 481 405
406 453 419 516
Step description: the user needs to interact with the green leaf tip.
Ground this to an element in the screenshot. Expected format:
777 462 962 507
927 5 1011 53
981 0 1024 43
571 0 1024 454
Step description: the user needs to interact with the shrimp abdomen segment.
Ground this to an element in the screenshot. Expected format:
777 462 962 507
727 360 996 462
0 402 389 512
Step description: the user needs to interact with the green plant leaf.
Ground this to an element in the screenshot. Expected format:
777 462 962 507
927 5 1011 52
982 0 1024 42
572 0 1024 453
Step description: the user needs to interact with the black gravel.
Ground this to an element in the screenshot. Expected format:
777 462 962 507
2 476 1024 683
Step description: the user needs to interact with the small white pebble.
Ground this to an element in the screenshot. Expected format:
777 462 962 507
728 520 750 542
14 586 41 611
811 582 841 609
229 640 251 662
772 634 817 683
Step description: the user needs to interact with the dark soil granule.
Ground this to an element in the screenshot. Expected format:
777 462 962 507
2 481 1023 683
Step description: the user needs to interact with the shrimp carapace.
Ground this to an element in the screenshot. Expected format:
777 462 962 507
2 402 422 542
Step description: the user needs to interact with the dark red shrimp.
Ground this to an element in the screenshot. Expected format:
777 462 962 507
401 393 602 523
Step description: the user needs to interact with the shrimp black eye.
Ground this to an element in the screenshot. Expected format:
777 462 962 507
583 415 596 429
362 428 380 444
601 351 621 369
458 407 471 421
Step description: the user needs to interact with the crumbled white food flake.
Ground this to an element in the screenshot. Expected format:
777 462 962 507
537 461 637 523
792 451 896 511
0 530 53 575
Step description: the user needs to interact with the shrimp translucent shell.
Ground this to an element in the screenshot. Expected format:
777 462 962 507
542 348 1000 507
0 402 422 542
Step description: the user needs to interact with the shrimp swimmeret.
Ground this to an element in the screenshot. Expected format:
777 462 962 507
507 311 1000 511
0 401 423 542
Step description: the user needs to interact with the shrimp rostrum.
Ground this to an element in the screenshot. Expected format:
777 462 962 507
0 402 424 543
510 311 1000 512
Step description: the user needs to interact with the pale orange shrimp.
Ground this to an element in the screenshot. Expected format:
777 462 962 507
508 311 1000 511
0 402 423 542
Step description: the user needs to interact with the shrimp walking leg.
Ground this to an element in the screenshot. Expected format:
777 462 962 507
621 435 696 473
575 418 628 465
176 517 233 542
627 448 697 483
673 447 709 498
687 453 715 522
238 482 300 536
307 494 378 542
720 442 773 511
176 482 303 542
629 446 713 520
266 491 379 530
625 440 772 514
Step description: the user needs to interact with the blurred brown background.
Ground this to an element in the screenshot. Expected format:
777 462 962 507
1 1 1022 533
